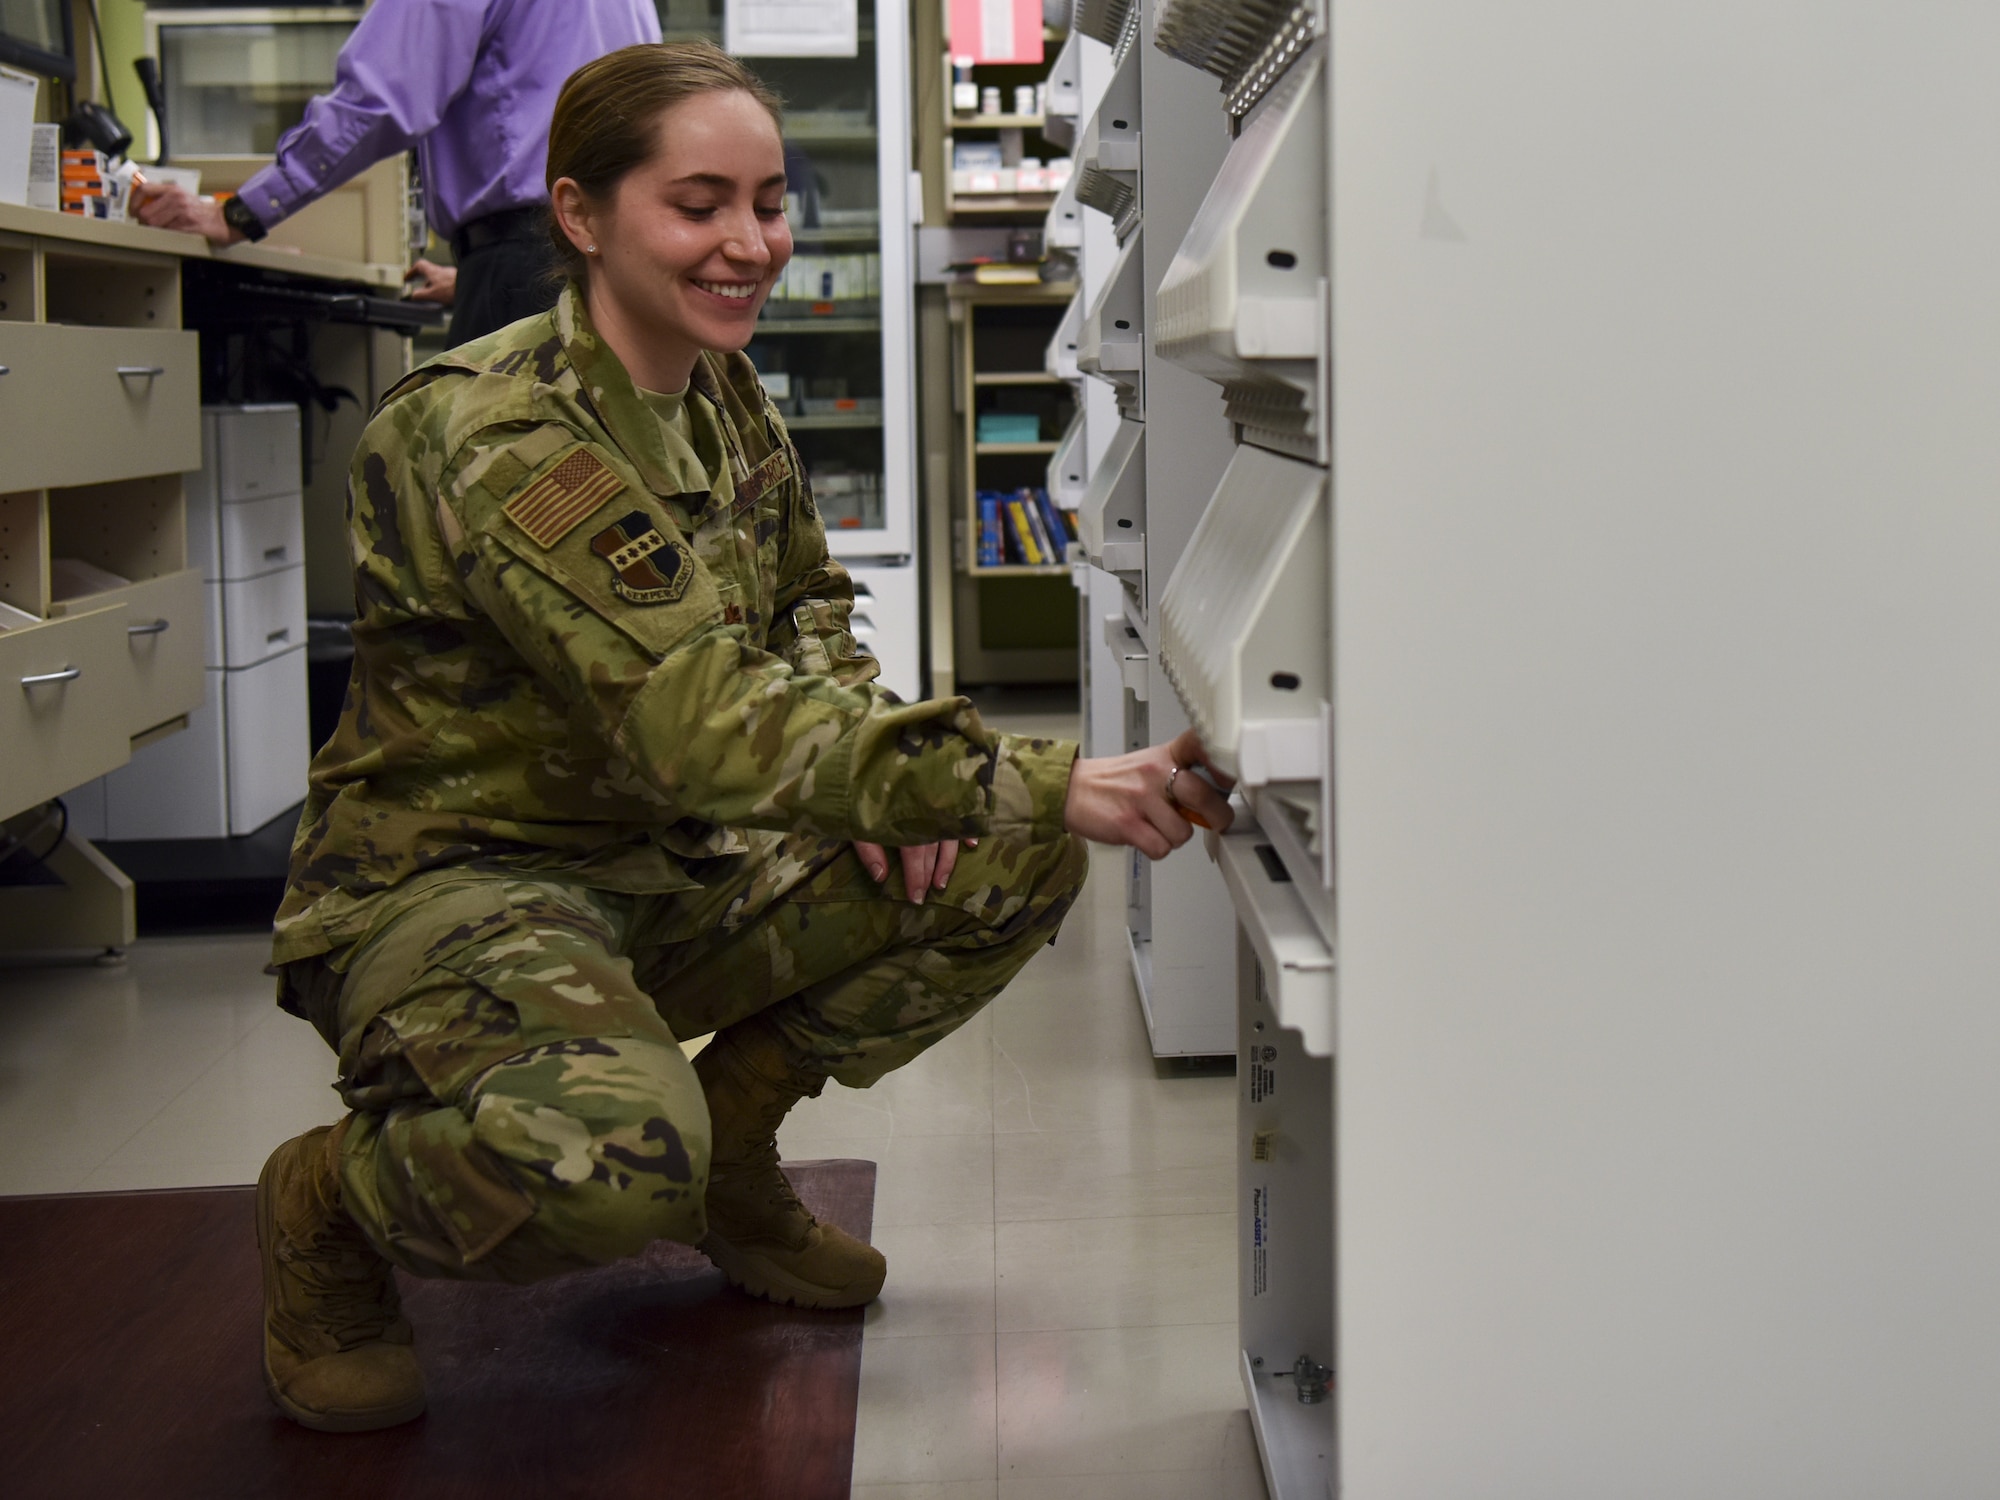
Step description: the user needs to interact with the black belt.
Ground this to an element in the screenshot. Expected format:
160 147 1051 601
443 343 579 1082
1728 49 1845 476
450 205 548 260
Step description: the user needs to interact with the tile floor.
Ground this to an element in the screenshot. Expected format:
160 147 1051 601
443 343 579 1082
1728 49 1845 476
0 699 1266 1498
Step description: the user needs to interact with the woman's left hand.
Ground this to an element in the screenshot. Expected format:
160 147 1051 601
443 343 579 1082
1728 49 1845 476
405 258 458 306
854 839 974 905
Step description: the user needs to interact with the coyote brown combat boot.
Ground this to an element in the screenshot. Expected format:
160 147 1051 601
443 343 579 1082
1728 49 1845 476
695 1018 888 1309
256 1122 425 1432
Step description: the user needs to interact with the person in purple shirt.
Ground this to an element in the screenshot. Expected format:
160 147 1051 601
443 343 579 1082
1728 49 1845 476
134 0 661 345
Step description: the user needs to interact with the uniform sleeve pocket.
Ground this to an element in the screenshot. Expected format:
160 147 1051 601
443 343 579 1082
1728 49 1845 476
472 444 726 661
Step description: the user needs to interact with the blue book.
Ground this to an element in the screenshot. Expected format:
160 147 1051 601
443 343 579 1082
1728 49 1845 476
977 492 1004 567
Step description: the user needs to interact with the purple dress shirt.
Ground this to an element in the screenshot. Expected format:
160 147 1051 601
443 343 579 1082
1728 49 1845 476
236 0 661 240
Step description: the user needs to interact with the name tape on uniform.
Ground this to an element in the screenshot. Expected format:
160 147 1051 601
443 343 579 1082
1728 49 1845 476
504 449 626 548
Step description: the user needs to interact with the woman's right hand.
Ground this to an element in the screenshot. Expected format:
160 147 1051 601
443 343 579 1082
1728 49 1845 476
1062 728 1234 858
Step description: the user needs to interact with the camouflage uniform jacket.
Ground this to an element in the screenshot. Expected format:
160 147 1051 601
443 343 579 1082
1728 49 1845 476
273 284 1077 966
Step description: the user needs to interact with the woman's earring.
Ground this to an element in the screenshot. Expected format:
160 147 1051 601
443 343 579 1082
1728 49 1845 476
585 244 597 254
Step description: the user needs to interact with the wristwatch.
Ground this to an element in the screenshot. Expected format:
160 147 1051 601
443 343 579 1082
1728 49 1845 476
221 195 268 243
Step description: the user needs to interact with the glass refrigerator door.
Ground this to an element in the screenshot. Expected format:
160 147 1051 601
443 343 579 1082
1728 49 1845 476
153 10 357 158
666 0 916 560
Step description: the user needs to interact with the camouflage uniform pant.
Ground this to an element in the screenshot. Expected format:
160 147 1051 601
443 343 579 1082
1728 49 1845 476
281 831 1085 1282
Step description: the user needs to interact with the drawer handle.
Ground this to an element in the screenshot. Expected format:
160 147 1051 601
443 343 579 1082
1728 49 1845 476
21 665 81 688
128 619 170 637
116 365 166 380
263 546 288 562
266 628 291 645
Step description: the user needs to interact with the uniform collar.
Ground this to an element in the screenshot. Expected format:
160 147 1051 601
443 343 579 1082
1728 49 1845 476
554 282 730 497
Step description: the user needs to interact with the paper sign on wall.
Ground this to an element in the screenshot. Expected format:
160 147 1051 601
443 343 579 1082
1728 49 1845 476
725 0 858 58
948 0 1043 64
0 65 38 208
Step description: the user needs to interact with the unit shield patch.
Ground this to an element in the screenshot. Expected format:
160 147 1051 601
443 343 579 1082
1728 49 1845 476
590 510 694 604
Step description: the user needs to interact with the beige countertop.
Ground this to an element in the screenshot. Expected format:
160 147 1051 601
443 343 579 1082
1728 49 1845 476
0 201 404 289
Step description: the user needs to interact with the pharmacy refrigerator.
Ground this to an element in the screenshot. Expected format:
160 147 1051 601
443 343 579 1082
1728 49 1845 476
663 0 923 696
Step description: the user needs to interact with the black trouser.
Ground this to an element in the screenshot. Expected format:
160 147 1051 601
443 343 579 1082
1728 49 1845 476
447 208 561 346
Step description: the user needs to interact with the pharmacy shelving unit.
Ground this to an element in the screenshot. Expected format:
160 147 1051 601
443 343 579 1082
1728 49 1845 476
1157 3 2000 1496
1149 1 1334 1493
1068 0 1236 1059
1041 22 1129 762
711 0 920 698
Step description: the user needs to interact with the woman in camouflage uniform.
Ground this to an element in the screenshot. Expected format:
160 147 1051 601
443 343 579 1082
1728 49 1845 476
256 40 1235 1433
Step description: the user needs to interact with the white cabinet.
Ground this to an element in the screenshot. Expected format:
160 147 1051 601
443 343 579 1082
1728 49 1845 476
1145 0 2000 1492
843 561 919 702
89 404 311 840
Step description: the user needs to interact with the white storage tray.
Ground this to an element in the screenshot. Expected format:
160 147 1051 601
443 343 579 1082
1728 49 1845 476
1158 443 1327 783
1079 229 1145 418
1211 819 1336 1057
1045 291 1084 382
1156 48 1328 462
1076 416 1145 579
1047 411 1089 510
1074 40 1142 242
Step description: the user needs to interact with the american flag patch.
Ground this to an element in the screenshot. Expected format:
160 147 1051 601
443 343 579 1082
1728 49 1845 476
502 449 626 548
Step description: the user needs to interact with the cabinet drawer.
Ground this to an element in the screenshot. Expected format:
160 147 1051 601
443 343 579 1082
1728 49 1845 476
102 667 228 841
224 647 310 836
0 324 201 491
0 606 132 822
102 568 205 735
219 563 307 668
219 492 305 581
212 404 302 502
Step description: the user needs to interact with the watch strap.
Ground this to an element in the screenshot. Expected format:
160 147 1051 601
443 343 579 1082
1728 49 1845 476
222 195 268 242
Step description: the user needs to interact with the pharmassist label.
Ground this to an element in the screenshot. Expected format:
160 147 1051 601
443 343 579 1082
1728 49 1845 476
1251 1183 1272 1298
1249 1044 1279 1104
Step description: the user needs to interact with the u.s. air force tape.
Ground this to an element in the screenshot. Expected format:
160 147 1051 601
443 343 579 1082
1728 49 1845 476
503 449 625 548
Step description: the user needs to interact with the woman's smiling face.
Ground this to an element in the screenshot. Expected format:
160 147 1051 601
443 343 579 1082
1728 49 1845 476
560 87 793 390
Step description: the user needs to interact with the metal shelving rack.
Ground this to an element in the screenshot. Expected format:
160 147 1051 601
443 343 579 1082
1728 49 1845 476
1064 0 1237 1060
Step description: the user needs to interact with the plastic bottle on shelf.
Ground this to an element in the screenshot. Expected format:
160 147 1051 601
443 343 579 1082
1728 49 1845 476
952 58 979 114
